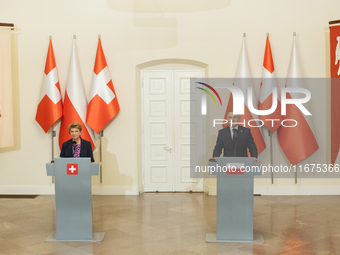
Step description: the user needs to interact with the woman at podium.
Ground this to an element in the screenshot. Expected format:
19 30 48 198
60 122 94 162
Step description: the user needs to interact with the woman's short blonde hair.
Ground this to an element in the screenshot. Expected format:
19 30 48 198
68 122 82 133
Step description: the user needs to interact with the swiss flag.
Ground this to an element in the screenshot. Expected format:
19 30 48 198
59 38 95 149
223 37 266 155
86 38 120 133
36 39 62 133
67 164 78 175
277 36 319 165
259 36 282 133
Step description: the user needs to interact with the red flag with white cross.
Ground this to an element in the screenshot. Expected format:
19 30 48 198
86 38 120 134
36 39 62 133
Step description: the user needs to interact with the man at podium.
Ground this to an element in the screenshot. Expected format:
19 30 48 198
211 110 259 163
60 122 94 162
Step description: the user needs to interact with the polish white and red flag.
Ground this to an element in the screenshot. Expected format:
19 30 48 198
59 38 95 149
223 37 266 154
277 36 318 165
36 39 62 132
259 36 282 133
86 38 120 133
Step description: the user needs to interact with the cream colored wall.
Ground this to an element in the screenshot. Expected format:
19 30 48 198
0 0 339 195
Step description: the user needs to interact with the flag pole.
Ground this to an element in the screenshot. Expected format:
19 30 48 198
295 164 298 184
51 124 56 184
293 32 297 185
268 130 274 184
49 35 56 184
266 32 274 184
49 35 54 164
98 34 103 184
100 130 103 183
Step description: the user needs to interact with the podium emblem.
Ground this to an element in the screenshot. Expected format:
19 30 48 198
226 163 244 175
67 164 78 175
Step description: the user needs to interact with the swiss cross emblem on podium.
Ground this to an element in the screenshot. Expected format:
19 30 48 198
67 164 78 175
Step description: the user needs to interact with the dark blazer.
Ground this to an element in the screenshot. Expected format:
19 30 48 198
213 125 258 158
60 138 94 162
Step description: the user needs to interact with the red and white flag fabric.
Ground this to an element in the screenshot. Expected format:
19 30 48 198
86 38 120 133
329 23 340 165
277 36 319 165
223 37 266 155
59 39 95 149
259 36 282 133
36 39 62 133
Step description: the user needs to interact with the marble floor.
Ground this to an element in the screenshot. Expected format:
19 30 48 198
0 194 340 255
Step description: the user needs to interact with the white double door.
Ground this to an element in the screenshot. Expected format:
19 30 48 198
142 69 204 192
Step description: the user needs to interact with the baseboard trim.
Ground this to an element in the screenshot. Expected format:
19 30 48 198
0 185 141 195
92 186 140 195
2 185 338 196
254 186 340 195
205 185 340 196
0 186 55 195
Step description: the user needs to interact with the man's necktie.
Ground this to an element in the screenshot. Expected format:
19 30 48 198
233 129 238 156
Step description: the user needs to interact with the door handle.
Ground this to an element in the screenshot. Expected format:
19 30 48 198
164 146 172 152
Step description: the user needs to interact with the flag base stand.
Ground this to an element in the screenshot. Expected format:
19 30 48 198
45 232 105 243
205 233 264 244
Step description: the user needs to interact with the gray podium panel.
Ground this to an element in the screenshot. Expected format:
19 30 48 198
217 177 254 240
46 158 104 242
206 157 264 244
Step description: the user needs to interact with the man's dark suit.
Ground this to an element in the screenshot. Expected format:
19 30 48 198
213 125 258 158
60 138 94 162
